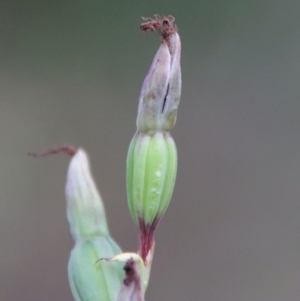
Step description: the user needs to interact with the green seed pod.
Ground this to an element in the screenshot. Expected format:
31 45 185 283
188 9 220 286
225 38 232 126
68 237 124 301
126 131 177 249
127 15 181 262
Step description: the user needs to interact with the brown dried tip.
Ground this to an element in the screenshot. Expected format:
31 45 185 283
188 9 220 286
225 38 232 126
140 15 177 41
28 144 77 158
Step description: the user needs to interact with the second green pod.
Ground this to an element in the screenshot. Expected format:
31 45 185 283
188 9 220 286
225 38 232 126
126 131 177 227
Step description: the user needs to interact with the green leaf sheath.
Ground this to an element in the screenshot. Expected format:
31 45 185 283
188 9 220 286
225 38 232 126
68 237 124 301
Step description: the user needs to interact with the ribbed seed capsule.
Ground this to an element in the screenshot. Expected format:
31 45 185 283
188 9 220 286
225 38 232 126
127 15 181 263
126 131 177 226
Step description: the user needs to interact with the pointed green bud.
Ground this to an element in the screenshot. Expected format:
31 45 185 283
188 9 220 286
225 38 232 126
66 149 109 240
68 237 124 301
66 148 124 301
137 16 181 133
126 131 177 260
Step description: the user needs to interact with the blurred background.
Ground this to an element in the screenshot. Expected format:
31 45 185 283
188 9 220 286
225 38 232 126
1 0 300 300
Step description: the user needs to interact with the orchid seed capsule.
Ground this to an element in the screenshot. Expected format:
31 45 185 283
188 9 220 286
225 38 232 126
127 16 181 261
126 131 177 260
127 132 177 225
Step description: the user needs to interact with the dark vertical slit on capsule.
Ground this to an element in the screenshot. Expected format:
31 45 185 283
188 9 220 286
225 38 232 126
162 84 169 113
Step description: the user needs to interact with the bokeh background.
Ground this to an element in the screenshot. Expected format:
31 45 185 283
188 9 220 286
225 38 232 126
1 0 300 300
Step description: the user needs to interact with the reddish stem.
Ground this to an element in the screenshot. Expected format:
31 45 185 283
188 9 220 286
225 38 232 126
138 218 159 262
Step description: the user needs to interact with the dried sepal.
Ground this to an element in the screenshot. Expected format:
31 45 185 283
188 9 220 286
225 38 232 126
137 16 182 133
140 15 177 40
